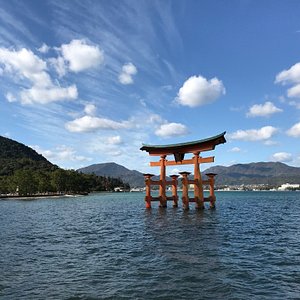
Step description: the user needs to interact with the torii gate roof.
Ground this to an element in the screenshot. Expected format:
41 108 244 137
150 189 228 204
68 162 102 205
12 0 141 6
140 131 226 156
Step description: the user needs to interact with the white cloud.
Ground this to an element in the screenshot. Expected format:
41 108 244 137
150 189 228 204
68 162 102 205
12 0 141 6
228 126 278 142
38 43 50 54
49 56 66 77
0 47 51 86
275 62 300 84
20 85 78 105
247 101 282 117
155 122 188 138
147 113 164 124
0 46 79 104
6 92 17 103
56 145 92 162
287 122 300 137
287 83 300 98
65 115 131 133
110 150 122 156
229 147 241 152
271 152 293 162
140 99 147 107
32 145 92 163
264 140 278 146
84 103 97 116
176 75 225 107
288 100 300 109
107 135 122 145
61 39 104 73
275 62 300 99
118 62 137 84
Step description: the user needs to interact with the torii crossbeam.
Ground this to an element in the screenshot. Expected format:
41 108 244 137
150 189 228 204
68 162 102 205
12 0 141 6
140 132 226 209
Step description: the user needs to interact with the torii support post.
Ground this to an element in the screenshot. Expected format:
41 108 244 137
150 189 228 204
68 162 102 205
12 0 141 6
180 172 191 210
159 155 167 208
143 173 155 209
206 173 217 209
170 175 179 207
193 152 204 210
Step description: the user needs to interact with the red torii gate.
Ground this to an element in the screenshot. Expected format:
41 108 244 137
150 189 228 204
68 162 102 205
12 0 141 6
140 132 226 209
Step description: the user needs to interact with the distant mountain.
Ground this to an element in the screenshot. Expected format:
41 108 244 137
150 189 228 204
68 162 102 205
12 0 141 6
0 136 57 176
203 162 300 185
78 162 145 187
78 161 300 188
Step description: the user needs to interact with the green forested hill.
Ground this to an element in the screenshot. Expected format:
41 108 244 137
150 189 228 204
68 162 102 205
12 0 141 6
0 136 129 195
0 136 49 160
0 136 57 176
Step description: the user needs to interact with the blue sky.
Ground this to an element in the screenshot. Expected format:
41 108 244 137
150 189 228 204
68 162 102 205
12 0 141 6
1 0 300 174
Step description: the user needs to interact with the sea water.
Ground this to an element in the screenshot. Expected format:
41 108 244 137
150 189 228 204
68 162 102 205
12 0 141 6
0 191 300 299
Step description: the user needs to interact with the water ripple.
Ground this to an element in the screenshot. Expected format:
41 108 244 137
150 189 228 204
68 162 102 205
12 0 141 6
1 192 300 299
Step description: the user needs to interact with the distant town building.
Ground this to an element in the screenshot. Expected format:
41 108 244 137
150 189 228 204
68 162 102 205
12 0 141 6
278 183 300 191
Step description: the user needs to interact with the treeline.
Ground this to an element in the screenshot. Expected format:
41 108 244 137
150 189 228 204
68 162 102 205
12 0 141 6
0 158 56 176
0 169 130 196
0 136 130 196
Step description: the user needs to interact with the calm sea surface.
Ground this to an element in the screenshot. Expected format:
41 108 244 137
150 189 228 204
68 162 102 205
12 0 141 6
1 191 300 299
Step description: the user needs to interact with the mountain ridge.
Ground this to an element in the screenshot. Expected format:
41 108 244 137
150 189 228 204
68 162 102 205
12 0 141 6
204 162 300 185
77 162 145 187
78 161 300 187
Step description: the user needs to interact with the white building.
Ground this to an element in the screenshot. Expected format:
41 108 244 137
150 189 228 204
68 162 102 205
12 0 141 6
278 183 300 191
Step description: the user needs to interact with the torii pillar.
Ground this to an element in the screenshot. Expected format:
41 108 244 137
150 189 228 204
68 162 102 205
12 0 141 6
159 155 167 207
180 171 190 210
144 173 155 209
193 152 204 209
170 174 179 207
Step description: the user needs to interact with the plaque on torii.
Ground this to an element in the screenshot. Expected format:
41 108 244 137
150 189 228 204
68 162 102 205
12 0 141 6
140 132 226 209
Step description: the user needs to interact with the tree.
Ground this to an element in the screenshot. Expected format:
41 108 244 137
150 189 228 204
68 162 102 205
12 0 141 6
13 170 38 195
51 169 67 192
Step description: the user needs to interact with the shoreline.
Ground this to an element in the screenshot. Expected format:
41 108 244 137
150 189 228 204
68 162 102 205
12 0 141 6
0 193 88 200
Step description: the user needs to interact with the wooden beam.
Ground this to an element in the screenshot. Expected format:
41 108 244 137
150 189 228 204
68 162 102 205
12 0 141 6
199 156 214 163
188 179 196 184
150 180 161 185
147 145 215 156
150 159 193 166
150 156 214 167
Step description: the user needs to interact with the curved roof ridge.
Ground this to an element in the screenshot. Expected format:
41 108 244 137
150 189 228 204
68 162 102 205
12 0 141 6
140 132 226 154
